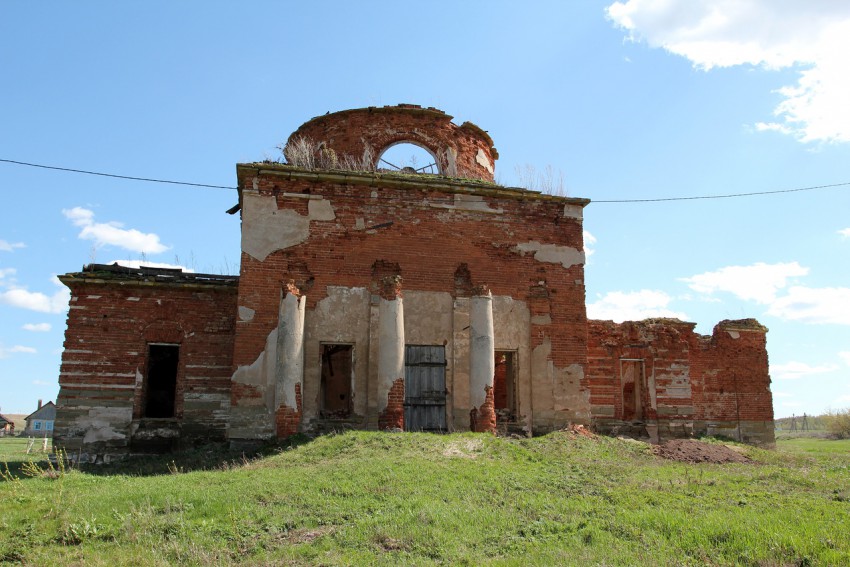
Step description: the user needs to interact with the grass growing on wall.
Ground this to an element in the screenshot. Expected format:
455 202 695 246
1 432 849 565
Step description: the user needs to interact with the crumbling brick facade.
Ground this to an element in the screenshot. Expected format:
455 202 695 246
53 105 774 458
53 265 237 462
587 318 773 445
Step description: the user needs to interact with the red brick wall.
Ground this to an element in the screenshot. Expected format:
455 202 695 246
55 279 237 450
470 386 496 433
586 318 773 442
378 378 405 430
231 167 589 433
694 321 773 422
275 383 302 438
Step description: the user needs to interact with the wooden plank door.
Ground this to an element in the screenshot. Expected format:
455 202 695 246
404 345 447 432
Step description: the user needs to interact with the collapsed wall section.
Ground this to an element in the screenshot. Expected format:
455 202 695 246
587 318 773 446
53 265 238 462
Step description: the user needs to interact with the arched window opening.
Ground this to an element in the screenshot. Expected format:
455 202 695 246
378 142 440 175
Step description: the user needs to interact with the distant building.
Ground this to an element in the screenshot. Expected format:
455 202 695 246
53 105 775 461
24 400 56 437
0 413 14 436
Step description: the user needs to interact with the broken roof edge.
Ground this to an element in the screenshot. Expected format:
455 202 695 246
589 317 768 339
304 104 452 127
58 263 239 289
236 163 591 207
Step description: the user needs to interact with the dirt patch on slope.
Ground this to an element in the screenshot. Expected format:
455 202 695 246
653 439 752 464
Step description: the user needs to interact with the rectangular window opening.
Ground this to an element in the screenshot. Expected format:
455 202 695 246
34 421 42 430
320 344 353 418
494 351 517 420
144 344 179 418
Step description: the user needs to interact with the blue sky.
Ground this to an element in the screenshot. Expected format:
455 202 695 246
1 1 848 417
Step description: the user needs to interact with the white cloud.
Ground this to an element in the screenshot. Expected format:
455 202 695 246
840 352 850 366
771 361 838 380
606 1 850 143
62 207 168 254
583 231 597 262
22 323 52 332
839 228 850 238
0 240 25 252
587 289 688 322
0 276 70 314
680 262 808 303
0 267 16 283
0 345 37 359
107 259 192 272
32 380 51 386
767 286 850 325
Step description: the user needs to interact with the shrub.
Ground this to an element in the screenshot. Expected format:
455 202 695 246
825 408 850 438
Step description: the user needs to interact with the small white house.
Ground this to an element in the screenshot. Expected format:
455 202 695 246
24 400 56 437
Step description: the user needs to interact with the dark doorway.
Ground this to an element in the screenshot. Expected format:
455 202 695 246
620 359 644 421
320 344 353 418
494 351 517 420
404 345 447 432
144 344 179 418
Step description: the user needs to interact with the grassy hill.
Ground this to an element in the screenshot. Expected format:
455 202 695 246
1 431 849 565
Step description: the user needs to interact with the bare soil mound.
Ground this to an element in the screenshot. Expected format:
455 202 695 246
653 439 752 464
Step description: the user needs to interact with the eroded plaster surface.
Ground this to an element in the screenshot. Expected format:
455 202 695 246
276 293 306 410
515 241 585 268
532 338 589 423
241 193 336 261
77 407 133 444
303 286 371 420
232 327 279 410
475 148 494 174
563 204 584 219
377 297 404 413
469 293 495 409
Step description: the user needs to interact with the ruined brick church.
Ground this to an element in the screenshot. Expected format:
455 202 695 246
53 105 774 460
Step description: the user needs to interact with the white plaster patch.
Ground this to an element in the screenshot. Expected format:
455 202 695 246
78 407 133 444
308 199 336 221
475 148 494 174
87 295 101 299
238 306 256 322
241 193 310 261
515 241 585 268
430 194 503 214
275 293 306 410
126 297 140 302
563 204 583 219
727 330 741 339
355 218 366 230
531 314 552 325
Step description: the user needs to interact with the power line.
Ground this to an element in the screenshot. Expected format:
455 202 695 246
592 181 850 203
2 157 848 202
0 158 237 190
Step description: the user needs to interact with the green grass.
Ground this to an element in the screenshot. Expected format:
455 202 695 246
2 432 849 566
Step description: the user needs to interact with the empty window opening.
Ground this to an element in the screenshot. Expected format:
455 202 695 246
320 344 353 418
378 142 440 175
620 359 644 422
144 344 179 418
494 351 517 421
